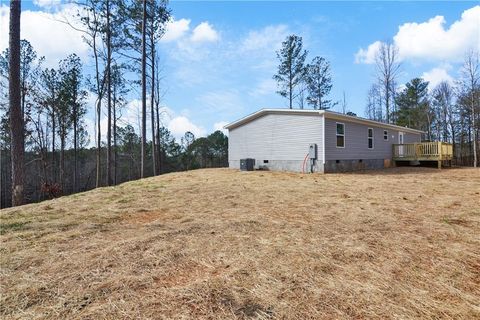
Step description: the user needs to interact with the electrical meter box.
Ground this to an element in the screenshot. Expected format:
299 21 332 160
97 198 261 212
309 144 317 159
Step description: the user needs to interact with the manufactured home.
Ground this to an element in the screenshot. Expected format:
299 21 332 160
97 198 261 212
225 108 440 173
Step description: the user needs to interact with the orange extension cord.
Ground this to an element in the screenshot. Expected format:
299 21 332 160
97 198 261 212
302 153 309 174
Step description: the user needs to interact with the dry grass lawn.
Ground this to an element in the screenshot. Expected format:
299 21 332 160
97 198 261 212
1 167 479 319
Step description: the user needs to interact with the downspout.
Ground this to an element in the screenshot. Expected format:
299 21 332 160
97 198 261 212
321 111 326 173
322 112 325 164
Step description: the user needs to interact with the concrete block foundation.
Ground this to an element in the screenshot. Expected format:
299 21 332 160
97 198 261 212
324 159 385 173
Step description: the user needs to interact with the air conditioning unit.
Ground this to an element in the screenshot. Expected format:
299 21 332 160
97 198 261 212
240 158 255 171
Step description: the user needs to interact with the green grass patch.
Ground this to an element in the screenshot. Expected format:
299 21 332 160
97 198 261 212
0 221 31 235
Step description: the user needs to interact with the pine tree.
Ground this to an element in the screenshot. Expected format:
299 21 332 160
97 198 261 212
38 68 60 184
58 54 86 192
273 35 308 109
77 0 107 188
141 0 147 178
305 56 333 110
395 78 432 138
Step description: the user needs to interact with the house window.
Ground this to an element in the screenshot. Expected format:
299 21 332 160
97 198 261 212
336 123 345 148
368 128 374 149
383 130 388 141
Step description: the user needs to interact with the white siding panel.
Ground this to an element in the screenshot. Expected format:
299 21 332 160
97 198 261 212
229 113 323 162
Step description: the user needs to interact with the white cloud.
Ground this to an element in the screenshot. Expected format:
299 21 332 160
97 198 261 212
160 19 219 44
33 0 61 9
213 121 229 135
160 19 220 64
168 116 206 138
239 24 291 71
161 18 191 42
115 101 205 139
0 4 89 67
249 78 278 97
241 24 289 52
394 6 480 61
422 66 454 89
354 41 382 64
355 6 480 64
84 99 208 147
191 22 219 43
197 89 245 115
396 83 407 93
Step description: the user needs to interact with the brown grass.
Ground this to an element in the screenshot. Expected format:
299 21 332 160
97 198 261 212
1 167 479 319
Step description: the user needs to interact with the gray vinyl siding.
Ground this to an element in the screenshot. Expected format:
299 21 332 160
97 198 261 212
324 118 421 160
228 113 324 163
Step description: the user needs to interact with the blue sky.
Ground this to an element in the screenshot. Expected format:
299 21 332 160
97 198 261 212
1 1 479 141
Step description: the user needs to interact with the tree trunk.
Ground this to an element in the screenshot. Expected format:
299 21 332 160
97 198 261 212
289 68 292 109
73 102 77 193
21 79 26 124
93 16 102 188
385 81 390 124
154 51 162 174
113 81 117 185
155 102 161 174
9 0 24 206
150 32 156 176
51 101 56 183
106 0 112 185
60 129 65 193
471 89 477 168
141 0 147 178
96 99 101 187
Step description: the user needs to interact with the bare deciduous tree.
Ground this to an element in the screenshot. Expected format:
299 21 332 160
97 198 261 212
432 81 456 143
106 0 113 186
365 83 383 122
460 50 479 167
375 42 401 123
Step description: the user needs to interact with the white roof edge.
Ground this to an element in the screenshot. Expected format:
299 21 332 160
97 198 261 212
224 108 322 129
224 108 424 134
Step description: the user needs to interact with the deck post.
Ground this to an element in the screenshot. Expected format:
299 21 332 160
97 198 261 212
438 160 442 169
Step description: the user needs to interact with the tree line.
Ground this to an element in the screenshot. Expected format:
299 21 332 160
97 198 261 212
1 0 228 208
365 42 479 167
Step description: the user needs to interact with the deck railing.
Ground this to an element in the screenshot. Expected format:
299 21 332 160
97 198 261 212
393 142 453 161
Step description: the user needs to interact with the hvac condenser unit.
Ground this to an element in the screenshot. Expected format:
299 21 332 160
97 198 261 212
240 158 255 171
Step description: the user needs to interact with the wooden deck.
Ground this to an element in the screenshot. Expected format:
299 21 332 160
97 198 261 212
393 142 453 168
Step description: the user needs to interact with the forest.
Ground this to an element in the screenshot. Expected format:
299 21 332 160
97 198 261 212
1 0 228 208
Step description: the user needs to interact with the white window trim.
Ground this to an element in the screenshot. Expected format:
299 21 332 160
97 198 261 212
336 122 345 148
383 130 388 141
368 127 374 149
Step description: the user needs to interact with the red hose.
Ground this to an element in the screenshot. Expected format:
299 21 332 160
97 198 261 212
302 153 309 174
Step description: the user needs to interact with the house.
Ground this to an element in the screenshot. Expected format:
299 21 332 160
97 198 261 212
224 108 424 173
